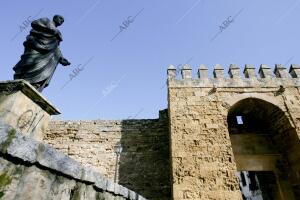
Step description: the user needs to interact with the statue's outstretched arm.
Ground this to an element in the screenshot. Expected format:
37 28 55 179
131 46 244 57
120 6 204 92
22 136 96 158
58 49 70 66
59 57 71 66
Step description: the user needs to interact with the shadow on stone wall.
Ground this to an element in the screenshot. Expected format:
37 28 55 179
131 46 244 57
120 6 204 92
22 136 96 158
118 110 171 200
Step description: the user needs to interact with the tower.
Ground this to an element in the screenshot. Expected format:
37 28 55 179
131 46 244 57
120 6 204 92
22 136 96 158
167 64 300 199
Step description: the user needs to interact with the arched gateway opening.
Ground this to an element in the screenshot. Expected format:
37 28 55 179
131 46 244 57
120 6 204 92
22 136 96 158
227 98 300 199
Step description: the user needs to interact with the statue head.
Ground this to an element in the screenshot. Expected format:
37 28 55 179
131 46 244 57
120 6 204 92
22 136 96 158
53 15 64 27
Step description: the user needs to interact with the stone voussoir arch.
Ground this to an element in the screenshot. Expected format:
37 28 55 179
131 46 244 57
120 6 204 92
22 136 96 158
223 93 298 129
224 93 281 109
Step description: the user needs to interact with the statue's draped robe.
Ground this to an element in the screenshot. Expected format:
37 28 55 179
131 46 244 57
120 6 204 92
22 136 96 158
13 18 62 91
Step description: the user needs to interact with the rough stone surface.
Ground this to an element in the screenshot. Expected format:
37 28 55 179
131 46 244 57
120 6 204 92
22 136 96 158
0 121 147 200
167 64 300 199
44 110 170 200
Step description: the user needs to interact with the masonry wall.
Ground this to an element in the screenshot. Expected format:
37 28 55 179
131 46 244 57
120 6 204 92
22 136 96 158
168 86 242 199
44 110 171 200
167 64 300 199
0 121 147 200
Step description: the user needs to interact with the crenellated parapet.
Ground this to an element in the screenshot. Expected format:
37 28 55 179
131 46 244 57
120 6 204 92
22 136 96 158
167 64 300 88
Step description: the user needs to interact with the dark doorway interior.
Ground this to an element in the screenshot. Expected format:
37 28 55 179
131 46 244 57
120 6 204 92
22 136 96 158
238 171 279 200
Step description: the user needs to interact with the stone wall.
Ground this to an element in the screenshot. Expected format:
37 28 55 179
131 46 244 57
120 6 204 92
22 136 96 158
168 86 241 199
0 121 147 200
44 110 171 200
167 64 300 199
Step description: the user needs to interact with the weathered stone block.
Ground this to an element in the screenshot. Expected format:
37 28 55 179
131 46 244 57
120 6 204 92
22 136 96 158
0 80 60 141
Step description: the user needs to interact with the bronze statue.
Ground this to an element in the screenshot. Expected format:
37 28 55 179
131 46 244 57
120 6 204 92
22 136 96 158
13 15 70 92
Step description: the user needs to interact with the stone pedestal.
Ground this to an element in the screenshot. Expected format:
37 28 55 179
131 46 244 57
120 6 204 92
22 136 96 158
0 80 60 141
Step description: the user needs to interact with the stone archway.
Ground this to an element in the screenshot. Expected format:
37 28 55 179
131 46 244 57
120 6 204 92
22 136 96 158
227 97 300 199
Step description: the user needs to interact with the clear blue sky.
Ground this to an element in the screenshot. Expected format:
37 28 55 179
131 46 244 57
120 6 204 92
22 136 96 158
1 0 299 120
